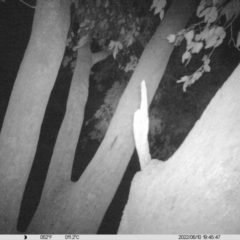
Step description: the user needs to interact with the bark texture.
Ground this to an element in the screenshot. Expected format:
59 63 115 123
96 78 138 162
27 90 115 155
0 0 70 233
27 44 111 233
67 0 199 234
27 0 198 234
25 0 198 234
118 64 240 234
27 43 93 233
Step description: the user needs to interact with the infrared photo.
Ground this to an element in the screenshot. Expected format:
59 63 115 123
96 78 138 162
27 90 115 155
0 0 240 235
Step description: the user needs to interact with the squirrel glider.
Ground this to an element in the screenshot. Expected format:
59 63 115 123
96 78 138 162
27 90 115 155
133 80 151 170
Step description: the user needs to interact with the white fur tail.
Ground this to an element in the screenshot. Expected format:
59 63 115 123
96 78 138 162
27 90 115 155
133 80 151 170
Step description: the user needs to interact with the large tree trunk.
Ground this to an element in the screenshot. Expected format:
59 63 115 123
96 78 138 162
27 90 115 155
0 0 70 233
69 0 199 234
26 43 93 233
27 43 110 233
118 64 240 234
26 0 199 234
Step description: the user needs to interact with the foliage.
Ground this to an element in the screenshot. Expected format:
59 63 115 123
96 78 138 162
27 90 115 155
63 0 144 71
73 0 240 162
63 0 159 74
86 78 128 141
166 0 240 91
150 0 167 20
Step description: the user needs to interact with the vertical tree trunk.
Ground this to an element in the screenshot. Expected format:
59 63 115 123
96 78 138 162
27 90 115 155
28 0 199 234
27 43 111 233
43 43 93 188
26 43 93 233
118 64 240 234
0 0 70 233
69 0 200 233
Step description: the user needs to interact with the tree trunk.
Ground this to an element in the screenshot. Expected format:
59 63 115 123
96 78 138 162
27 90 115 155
26 43 92 233
25 0 199 234
118 64 240 234
0 0 70 233
69 0 199 234
27 44 110 233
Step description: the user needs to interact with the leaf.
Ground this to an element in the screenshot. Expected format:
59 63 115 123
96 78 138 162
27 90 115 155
62 56 71 67
197 0 206 17
199 7 211 18
195 33 201 41
215 27 226 39
203 56 210 65
207 27 216 40
124 55 138 72
150 0 166 15
182 51 191 64
206 6 218 23
205 34 218 48
124 32 135 46
109 40 123 59
192 71 203 81
202 55 208 62
120 27 125 35
118 18 125 25
105 0 109 8
192 42 203 53
160 10 164 20
199 27 210 41
220 0 240 22
177 75 189 83
185 30 194 45
183 79 190 92
204 26 225 48
175 34 185 46
80 22 86 28
76 34 89 49
215 38 223 47
204 64 211 72
167 34 176 43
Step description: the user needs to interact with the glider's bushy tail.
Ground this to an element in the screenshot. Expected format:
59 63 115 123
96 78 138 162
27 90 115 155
133 80 151 170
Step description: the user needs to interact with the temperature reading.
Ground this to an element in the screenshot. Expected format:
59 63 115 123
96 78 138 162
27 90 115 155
40 235 52 239
65 235 80 239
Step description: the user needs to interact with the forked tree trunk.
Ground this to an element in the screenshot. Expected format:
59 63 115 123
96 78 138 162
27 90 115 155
27 0 199 234
118 64 240 234
27 43 110 233
0 0 70 233
26 43 93 233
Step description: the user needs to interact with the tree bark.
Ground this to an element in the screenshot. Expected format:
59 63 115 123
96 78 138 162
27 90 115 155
27 44 111 233
0 0 70 233
25 0 199 234
118 64 240 234
69 0 199 234
26 43 92 233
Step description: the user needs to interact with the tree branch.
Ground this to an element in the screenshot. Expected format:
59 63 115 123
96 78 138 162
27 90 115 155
92 49 111 65
19 0 36 9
